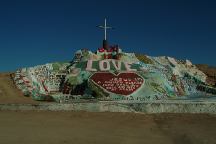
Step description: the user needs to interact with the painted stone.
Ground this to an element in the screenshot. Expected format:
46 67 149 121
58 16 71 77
90 72 144 95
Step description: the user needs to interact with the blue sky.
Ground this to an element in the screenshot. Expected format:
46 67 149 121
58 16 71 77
0 0 216 72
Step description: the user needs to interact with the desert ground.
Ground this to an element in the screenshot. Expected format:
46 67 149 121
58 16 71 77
0 111 216 144
0 73 216 144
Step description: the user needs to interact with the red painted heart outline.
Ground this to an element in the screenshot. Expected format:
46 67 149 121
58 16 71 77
90 72 144 96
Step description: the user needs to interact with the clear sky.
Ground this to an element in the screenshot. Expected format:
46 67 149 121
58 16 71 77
0 0 216 72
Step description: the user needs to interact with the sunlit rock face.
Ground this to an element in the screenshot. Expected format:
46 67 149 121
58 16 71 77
13 47 216 102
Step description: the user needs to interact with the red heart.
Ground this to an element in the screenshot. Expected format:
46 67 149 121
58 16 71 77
90 72 144 96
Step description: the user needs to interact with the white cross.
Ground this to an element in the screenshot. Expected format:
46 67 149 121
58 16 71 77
97 18 113 40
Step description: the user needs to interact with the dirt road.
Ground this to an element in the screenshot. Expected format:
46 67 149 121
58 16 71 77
0 111 215 144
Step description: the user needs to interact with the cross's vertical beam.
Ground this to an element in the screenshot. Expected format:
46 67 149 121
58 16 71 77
104 18 107 40
97 18 113 50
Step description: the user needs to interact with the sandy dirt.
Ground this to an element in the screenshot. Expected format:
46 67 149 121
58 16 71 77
0 111 215 144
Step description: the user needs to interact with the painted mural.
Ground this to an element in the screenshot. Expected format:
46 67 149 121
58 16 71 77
13 46 216 102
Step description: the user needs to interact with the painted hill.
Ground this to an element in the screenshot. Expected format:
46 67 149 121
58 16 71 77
12 47 216 102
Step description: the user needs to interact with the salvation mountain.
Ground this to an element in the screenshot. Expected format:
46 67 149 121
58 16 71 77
12 46 216 102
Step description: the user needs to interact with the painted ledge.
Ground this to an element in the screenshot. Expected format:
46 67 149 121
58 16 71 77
0 100 216 114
